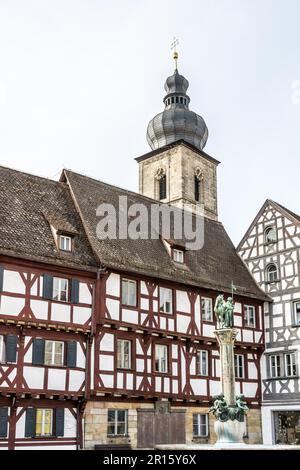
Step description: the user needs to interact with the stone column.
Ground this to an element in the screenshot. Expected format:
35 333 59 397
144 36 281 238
214 328 237 406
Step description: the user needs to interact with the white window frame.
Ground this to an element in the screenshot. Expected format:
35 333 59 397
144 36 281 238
159 287 173 314
117 339 131 369
44 340 64 366
284 353 297 377
173 249 184 263
193 413 208 437
155 344 168 373
0 335 5 363
107 409 128 436
264 226 277 244
201 298 213 322
121 279 137 307
244 305 256 328
293 301 300 326
35 409 53 437
53 277 69 302
59 235 72 252
266 264 279 283
270 354 282 378
196 350 208 376
234 354 244 379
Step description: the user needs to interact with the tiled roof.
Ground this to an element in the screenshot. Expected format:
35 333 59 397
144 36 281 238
62 169 268 300
0 165 97 270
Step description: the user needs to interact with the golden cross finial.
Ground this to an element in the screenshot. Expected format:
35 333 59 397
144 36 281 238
170 37 179 70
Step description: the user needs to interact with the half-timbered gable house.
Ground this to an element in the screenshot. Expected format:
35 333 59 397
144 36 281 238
238 199 300 445
0 166 98 449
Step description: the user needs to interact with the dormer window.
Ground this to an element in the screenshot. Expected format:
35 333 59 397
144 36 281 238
59 235 72 252
173 248 184 263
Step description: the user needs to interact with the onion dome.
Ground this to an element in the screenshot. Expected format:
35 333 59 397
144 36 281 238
147 68 208 151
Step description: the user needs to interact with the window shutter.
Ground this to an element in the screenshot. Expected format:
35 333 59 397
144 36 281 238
0 267 3 292
32 338 45 365
43 275 53 299
6 335 17 363
67 341 77 367
0 407 8 438
25 408 36 438
71 279 80 304
55 408 65 437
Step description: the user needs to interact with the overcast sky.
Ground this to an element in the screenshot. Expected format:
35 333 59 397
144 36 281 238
0 0 300 245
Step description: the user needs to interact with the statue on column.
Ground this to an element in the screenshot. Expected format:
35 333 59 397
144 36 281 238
214 294 234 329
210 288 249 444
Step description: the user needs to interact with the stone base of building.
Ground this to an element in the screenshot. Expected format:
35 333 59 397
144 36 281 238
83 400 262 449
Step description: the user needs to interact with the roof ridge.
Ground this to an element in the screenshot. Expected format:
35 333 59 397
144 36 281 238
64 168 223 225
269 199 300 222
0 164 64 186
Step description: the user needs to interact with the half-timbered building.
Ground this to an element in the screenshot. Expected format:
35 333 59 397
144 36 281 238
238 199 300 445
0 166 98 449
0 64 269 449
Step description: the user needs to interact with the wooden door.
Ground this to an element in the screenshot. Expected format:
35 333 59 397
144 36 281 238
137 410 186 448
137 410 154 448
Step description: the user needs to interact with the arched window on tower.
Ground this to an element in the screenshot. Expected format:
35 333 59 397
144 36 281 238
159 175 167 200
155 168 167 201
194 168 203 203
266 263 280 283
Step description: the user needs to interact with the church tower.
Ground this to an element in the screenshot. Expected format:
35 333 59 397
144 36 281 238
136 49 219 221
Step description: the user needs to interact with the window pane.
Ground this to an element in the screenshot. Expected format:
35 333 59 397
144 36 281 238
122 280 128 304
117 410 126 422
108 410 115 422
107 423 115 435
117 423 126 435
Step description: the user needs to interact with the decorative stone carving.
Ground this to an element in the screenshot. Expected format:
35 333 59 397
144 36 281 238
154 167 166 180
194 167 203 181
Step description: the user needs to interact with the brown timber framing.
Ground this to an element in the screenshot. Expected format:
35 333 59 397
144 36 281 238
0 253 265 448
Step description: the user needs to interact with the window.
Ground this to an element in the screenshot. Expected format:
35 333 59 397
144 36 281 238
194 176 201 202
59 235 72 251
234 354 244 379
173 249 184 263
0 335 5 363
293 301 300 325
44 340 64 366
155 344 168 373
285 353 297 377
35 409 53 437
159 175 167 200
159 287 173 314
121 279 137 306
266 264 279 283
53 277 69 302
201 298 213 322
269 353 297 378
193 413 208 437
270 355 281 378
107 410 128 436
265 226 277 244
244 305 256 328
196 350 208 376
117 339 131 369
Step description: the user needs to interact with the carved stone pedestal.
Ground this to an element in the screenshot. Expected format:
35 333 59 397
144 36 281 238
214 419 246 445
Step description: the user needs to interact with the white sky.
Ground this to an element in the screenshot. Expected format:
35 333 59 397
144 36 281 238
0 0 300 245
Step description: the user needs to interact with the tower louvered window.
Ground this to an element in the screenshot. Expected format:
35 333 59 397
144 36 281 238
159 175 167 200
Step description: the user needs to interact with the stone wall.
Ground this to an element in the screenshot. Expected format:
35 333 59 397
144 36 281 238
84 401 262 449
138 143 218 220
